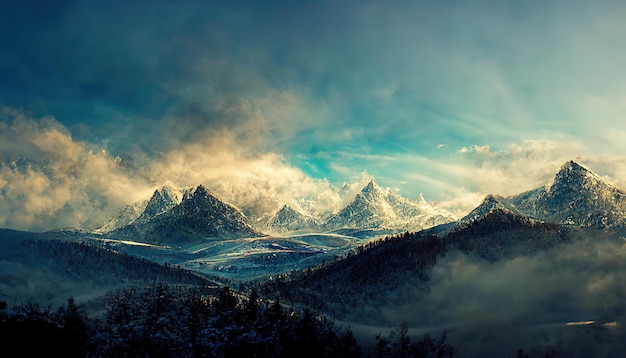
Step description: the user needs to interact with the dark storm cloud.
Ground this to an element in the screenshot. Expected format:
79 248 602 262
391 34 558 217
0 1 281 149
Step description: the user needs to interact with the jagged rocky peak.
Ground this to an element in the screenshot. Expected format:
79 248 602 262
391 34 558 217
269 204 302 223
363 178 378 190
561 160 586 172
482 194 505 207
361 178 385 196
324 178 455 231
140 186 180 219
551 160 595 190
180 184 243 214
547 160 623 200
159 186 179 202
193 184 210 196
262 204 319 234
277 204 297 215
111 182 262 243
184 184 219 203
508 160 626 228
181 186 195 200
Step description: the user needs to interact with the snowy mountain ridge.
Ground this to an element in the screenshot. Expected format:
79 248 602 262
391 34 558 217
96 179 455 239
259 204 320 234
507 160 626 228
324 179 455 231
453 194 536 229
135 186 181 223
94 200 149 233
96 160 626 242
96 186 182 233
109 185 263 244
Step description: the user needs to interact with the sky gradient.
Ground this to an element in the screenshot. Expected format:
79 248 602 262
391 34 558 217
3 0 626 231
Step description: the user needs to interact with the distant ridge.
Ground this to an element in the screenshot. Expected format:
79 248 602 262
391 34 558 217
260 204 319 234
449 194 538 234
324 179 455 231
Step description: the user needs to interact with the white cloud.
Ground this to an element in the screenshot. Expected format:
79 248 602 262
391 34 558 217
0 108 356 231
5 106 626 232
150 137 349 218
459 145 491 154
430 139 596 216
0 109 154 231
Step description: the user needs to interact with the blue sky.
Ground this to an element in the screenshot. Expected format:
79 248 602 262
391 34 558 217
3 0 626 230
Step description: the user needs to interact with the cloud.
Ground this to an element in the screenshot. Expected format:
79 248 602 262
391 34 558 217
149 133 350 218
0 109 153 231
0 108 359 231
426 139 589 215
381 236 626 357
4 1 626 231
458 145 490 154
2 116 612 233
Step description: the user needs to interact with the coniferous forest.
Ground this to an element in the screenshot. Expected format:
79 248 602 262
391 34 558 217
0 284 459 357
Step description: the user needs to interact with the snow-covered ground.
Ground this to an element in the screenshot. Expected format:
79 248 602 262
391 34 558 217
67 228 394 282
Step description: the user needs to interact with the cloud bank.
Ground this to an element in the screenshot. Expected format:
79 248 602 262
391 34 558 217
5 106 626 232
382 236 626 357
0 109 153 231
0 109 363 231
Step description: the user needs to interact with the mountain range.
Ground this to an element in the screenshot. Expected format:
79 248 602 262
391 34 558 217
98 178 457 240
4 159 626 357
95 160 626 246
253 160 626 358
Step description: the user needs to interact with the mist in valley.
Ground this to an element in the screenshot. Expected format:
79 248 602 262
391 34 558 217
366 232 626 357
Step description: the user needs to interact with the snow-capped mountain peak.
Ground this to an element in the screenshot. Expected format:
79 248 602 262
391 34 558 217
109 184 263 244
548 160 611 196
362 179 383 195
179 185 248 218
508 160 626 228
135 186 180 222
184 184 211 201
94 200 148 233
260 204 319 234
454 194 530 230
439 193 549 238
324 179 455 231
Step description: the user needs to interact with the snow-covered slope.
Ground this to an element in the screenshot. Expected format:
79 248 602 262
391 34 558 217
324 179 455 231
109 185 264 244
96 186 182 233
508 160 626 228
451 194 536 230
259 204 320 234
95 200 148 233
